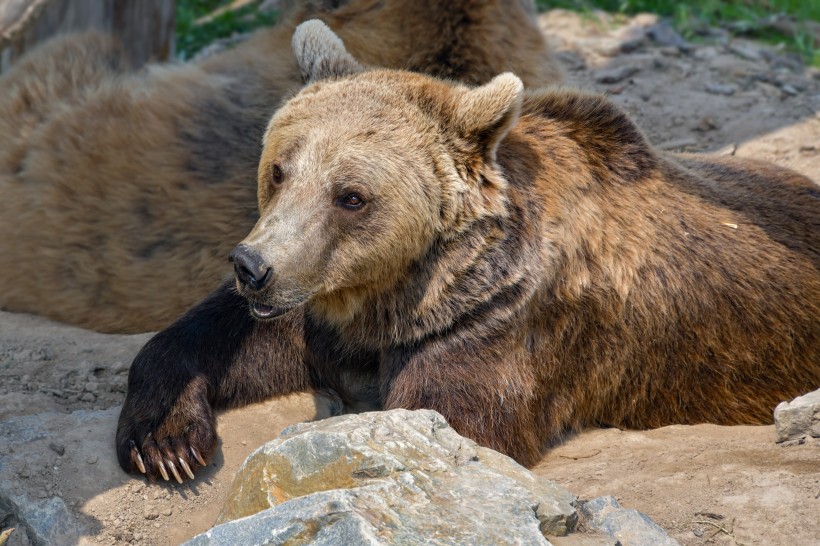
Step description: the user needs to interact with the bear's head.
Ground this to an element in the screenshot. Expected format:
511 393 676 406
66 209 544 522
230 20 523 325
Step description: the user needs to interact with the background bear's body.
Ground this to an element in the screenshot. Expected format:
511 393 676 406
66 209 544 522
0 0 560 333
116 24 819 480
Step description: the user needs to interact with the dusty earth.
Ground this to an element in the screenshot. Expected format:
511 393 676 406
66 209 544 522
0 9 818 546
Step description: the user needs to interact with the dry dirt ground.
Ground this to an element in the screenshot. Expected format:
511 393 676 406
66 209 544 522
1 9 818 546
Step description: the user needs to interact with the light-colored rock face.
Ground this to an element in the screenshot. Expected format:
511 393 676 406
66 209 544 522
198 409 579 545
774 389 820 442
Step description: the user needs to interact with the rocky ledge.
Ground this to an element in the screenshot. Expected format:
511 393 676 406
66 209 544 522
184 409 677 546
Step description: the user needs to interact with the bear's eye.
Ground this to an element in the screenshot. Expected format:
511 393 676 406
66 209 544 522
270 164 284 185
338 193 366 211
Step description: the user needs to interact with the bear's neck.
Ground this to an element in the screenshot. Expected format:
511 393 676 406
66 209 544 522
310 207 540 349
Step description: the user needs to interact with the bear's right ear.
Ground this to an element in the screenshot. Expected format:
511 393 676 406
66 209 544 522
451 73 524 164
292 20 363 83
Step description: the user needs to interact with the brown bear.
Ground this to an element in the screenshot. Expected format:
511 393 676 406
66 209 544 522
0 0 561 334
116 20 819 483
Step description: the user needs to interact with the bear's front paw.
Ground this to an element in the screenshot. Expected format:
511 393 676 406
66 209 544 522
116 379 216 483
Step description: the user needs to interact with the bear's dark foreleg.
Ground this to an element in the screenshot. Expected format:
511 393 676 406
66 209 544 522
115 281 312 482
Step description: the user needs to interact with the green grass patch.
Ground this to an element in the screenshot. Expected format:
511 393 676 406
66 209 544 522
536 0 819 64
176 0 278 59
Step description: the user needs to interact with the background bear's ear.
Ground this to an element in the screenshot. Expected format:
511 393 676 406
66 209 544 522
454 73 524 163
292 20 363 83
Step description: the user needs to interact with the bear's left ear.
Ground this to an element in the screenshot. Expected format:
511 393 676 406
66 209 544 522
452 73 524 163
292 19 364 83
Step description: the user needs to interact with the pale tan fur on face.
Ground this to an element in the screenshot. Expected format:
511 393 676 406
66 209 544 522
241 23 526 325
246 78 445 321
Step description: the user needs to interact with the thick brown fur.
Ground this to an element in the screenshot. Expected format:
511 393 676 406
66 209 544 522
116 24 819 482
0 0 560 334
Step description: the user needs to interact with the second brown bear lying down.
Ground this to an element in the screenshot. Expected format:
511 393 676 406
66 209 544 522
0 0 560 334
116 21 819 483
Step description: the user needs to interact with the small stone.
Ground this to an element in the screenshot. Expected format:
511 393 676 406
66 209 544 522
620 38 644 54
80 392 96 402
162 507 172 516
695 117 720 132
40 387 65 399
580 496 678 546
537 500 578 536
704 82 737 96
780 84 798 96
779 438 807 448
48 442 65 456
693 527 704 537
114 530 134 542
775 389 820 442
596 65 641 84
144 509 159 521
658 46 680 57
647 21 691 51
728 43 762 61
694 46 719 62
85 455 98 465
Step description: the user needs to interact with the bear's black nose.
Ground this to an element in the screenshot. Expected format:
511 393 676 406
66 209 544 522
229 245 272 291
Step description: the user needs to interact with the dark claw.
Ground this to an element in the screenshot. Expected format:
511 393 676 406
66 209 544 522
179 458 195 480
191 447 207 467
166 460 183 484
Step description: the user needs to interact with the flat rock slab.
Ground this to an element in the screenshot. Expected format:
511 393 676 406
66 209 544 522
774 388 820 442
0 408 123 545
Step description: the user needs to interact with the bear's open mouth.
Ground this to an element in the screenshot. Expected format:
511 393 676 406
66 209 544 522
249 301 294 320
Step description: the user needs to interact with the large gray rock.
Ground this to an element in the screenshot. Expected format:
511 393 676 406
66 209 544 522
580 496 679 546
774 389 820 442
187 409 579 545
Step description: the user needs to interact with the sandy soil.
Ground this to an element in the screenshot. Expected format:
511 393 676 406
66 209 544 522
1 9 818 546
536 427 820 546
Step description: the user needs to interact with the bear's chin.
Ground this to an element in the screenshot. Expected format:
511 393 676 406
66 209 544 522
249 301 298 321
